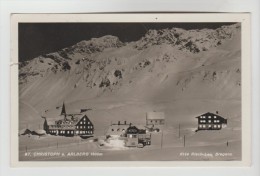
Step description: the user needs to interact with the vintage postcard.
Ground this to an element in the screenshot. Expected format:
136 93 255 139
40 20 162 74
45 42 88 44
11 13 251 167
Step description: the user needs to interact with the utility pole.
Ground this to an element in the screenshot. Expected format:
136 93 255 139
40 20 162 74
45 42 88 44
178 124 180 138
183 135 186 147
161 130 164 149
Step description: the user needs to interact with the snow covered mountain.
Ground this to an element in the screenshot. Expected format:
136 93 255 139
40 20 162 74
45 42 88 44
19 23 241 130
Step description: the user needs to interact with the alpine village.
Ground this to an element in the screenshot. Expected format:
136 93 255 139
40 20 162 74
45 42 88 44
35 102 228 148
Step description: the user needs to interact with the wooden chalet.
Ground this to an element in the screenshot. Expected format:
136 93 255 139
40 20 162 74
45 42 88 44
43 102 94 137
195 112 227 132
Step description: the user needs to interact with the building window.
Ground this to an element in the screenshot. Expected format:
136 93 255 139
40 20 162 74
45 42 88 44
80 126 82 129
71 131 74 134
84 118 86 121
208 116 211 119
214 125 217 128
80 122 82 124
208 120 211 123
209 125 211 128
218 125 221 128
88 122 90 124
199 125 202 128
76 131 79 134
214 116 217 119
203 125 206 128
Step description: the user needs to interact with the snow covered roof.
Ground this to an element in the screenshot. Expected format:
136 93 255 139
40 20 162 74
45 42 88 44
46 114 87 126
106 124 130 136
195 112 227 119
146 112 165 120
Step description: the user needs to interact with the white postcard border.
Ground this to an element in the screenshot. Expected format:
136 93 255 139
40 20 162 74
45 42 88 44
10 13 251 167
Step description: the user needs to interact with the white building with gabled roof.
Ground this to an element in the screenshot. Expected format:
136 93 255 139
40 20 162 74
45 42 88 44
146 112 165 125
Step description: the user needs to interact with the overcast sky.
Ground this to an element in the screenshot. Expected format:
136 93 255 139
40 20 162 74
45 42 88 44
19 23 235 62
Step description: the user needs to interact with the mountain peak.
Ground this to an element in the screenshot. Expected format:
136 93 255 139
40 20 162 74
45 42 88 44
72 35 124 54
133 23 240 52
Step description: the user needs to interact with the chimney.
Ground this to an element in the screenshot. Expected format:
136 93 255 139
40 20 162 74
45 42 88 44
216 111 219 114
124 121 126 125
118 121 120 125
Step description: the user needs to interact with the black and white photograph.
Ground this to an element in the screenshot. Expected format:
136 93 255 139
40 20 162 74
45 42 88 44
11 14 251 165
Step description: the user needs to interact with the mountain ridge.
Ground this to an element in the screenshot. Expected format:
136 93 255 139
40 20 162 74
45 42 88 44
19 23 241 118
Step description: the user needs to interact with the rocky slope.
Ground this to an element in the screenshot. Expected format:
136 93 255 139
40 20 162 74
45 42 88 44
18 23 241 129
